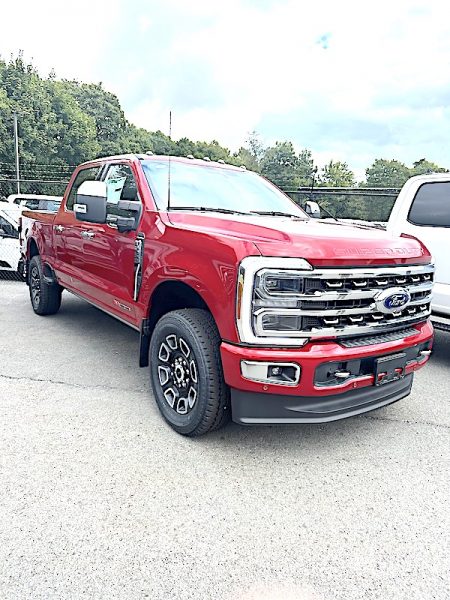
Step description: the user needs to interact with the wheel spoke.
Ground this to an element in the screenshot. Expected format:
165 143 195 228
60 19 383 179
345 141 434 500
189 360 198 383
166 334 177 350
176 397 188 415
164 387 178 408
158 365 171 386
179 338 190 358
187 386 197 409
158 342 170 362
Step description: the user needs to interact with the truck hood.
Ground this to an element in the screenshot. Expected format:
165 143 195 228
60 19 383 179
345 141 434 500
165 212 430 267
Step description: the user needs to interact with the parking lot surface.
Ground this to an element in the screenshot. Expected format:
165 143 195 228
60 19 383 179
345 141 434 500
0 280 449 600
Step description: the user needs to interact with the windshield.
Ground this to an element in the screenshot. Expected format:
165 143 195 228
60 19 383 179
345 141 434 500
142 160 307 218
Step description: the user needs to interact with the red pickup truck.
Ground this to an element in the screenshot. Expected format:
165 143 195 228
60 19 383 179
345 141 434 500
21 154 434 436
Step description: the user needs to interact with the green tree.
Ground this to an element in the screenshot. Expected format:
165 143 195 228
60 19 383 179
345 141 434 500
320 160 355 187
365 159 411 188
411 158 447 176
118 123 154 154
261 141 299 188
62 81 127 156
246 131 265 163
47 81 100 164
233 146 259 171
174 137 196 157
148 130 176 155
260 142 316 188
296 149 316 186
192 139 232 162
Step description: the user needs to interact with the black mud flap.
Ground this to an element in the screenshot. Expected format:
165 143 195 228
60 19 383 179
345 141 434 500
139 318 151 368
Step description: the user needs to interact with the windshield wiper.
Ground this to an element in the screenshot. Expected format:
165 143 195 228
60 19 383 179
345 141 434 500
168 206 252 216
251 210 307 219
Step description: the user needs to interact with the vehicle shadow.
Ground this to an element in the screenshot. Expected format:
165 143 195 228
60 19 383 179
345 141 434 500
430 330 450 366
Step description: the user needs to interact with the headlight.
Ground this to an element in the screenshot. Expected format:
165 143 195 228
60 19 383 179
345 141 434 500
256 270 305 296
236 257 313 346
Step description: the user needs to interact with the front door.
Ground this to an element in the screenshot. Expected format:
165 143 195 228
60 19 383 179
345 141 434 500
80 162 142 322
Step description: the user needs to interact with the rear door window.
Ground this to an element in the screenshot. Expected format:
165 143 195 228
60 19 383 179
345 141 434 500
408 182 450 227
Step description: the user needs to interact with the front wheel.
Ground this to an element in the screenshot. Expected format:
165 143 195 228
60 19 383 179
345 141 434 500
149 309 230 436
29 255 62 315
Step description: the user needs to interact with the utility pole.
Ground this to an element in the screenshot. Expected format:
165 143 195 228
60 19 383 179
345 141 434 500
13 113 20 194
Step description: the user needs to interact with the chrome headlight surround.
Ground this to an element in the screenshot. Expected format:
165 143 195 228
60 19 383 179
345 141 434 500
236 256 313 346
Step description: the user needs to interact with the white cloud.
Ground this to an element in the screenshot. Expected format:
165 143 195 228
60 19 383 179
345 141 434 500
2 0 450 174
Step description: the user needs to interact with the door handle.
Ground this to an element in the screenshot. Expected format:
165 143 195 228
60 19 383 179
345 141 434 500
80 231 95 239
54 225 65 233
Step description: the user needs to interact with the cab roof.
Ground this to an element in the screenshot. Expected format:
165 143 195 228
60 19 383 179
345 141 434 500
79 154 247 172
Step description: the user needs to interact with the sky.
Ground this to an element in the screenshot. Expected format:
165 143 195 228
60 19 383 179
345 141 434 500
1 0 450 179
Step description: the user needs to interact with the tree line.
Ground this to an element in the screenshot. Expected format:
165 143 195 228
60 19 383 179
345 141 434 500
0 54 447 197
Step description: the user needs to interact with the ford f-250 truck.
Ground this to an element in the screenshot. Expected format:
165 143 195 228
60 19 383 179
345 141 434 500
21 154 434 436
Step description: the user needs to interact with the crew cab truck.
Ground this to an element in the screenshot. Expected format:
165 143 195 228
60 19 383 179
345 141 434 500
385 173 450 332
22 155 434 436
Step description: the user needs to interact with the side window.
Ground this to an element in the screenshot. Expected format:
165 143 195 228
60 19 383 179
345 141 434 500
104 164 141 220
24 199 39 210
66 166 101 211
408 182 450 227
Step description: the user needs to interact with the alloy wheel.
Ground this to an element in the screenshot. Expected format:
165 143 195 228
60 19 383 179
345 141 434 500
157 334 199 415
30 265 41 307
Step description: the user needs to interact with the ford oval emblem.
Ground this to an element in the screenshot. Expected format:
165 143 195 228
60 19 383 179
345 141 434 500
375 287 412 314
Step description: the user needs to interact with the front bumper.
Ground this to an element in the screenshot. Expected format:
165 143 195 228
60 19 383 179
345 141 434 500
231 375 413 424
220 320 433 424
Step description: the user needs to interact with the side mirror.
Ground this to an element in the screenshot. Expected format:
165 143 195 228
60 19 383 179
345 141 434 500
304 200 321 219
106 200 142 233
75 181 107 224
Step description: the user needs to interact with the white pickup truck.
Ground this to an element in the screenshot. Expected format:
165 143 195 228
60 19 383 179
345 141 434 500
384 173 450 332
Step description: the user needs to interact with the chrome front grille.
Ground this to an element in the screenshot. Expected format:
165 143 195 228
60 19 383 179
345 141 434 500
253 264 434 340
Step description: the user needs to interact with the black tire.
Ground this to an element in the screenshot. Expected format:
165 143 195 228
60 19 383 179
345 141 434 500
149 308 230 436
29 255 62 316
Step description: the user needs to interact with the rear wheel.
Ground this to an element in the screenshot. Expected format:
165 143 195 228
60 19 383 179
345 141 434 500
149 309 230 436
29 255 62 315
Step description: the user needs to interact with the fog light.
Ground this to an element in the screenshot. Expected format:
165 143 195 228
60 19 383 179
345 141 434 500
241 361 301 386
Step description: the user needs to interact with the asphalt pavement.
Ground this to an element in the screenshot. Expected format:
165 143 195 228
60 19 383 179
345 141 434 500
0 280 449 600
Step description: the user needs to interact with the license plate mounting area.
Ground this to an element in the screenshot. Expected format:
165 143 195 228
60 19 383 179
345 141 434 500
374 352 407 386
